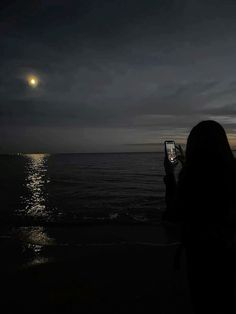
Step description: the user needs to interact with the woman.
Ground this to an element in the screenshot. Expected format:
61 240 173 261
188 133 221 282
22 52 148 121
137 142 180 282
163 120 236 313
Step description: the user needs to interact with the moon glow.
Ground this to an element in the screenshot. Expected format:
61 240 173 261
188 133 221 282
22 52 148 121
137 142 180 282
27 75 39 88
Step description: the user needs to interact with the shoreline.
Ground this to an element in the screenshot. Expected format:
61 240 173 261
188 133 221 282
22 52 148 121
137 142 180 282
0 222 193 314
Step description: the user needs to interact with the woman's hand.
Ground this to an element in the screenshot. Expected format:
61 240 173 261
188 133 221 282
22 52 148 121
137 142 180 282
164 144 185 175
164 155 176 175
176 144 185 166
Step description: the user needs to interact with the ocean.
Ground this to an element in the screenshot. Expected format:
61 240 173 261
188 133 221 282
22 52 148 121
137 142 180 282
0 152 184 309
1 152 171 225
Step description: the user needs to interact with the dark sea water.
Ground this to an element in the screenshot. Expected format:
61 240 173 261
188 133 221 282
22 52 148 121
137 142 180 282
1 153 170 225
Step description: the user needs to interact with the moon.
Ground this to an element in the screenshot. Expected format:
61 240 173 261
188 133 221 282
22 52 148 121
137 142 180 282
27 75 39 88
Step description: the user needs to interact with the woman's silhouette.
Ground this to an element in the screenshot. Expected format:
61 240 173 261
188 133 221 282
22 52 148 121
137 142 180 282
163 120 236 313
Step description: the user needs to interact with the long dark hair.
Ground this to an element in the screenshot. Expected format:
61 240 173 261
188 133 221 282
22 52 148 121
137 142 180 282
177 121 235 218
184 120 234 169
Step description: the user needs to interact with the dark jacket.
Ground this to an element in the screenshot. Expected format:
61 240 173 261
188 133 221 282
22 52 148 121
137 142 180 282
163 161 236 248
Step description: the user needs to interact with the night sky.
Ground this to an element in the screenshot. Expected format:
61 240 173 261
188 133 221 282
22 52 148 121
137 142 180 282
1 0 236 153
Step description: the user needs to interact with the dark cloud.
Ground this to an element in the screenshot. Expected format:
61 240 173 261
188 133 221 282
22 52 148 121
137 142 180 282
203 103 236 115
1 0 236 152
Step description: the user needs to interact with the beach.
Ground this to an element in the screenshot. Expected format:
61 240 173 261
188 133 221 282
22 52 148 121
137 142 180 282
0 222 193 314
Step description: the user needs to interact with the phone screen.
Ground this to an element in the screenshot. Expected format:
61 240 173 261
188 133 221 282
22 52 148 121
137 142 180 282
165 141 177 163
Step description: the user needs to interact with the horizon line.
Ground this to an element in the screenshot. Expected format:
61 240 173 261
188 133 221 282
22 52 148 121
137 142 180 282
1 149 236 155
1 151 165 155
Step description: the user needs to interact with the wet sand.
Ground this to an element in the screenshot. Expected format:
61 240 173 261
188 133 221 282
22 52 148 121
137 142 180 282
0 223 193 314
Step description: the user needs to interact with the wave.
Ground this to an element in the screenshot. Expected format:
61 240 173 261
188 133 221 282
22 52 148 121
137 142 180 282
0 209 163 228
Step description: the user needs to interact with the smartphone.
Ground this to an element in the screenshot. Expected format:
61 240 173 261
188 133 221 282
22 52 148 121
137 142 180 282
164 141 178 164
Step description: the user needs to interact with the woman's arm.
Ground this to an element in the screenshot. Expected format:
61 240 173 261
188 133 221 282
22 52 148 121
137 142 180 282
162 156 177 221
164 173 177 212
162 145 185 222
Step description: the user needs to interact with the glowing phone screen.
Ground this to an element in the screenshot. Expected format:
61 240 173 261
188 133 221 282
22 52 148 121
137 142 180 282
165 141 177 163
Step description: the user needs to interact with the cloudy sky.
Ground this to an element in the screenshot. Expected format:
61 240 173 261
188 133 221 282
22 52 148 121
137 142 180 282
1 0 236 153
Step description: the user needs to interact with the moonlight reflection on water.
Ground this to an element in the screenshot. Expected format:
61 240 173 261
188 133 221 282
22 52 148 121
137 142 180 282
21 154 50 217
